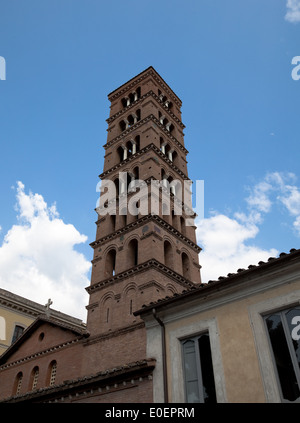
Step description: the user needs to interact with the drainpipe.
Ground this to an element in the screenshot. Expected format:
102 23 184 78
152 308 168 403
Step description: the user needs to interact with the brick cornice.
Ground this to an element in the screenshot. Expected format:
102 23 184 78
108 66 182 107
104 114 188 155
106 91 185 129
86 258 197 295
91 214 201 253
99 143 189 181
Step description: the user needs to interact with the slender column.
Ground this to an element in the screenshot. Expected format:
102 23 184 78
165 122 172 132
132 141 137 155
162 174 168 188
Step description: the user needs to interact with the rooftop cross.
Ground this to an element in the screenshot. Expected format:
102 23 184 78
45 298 53 311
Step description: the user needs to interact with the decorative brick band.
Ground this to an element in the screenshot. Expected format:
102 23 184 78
107 91 185 129
86 258 196 295
90 214 201 253
104 114 188 155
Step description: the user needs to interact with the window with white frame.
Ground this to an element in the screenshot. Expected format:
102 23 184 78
181 332 217 403
264 305 300 402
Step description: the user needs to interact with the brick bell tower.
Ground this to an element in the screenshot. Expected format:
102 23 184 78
83 67 201 374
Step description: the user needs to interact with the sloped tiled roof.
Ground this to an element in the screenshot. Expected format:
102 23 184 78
135 248 300 315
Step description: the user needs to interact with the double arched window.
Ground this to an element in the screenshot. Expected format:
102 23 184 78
160 137 178 165
158 111 174 133
117 136 140 163
119 109 141 133
121 87 141 108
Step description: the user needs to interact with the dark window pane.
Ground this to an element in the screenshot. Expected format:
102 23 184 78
266 314 300 401
198 334 217 403
12 325 24 343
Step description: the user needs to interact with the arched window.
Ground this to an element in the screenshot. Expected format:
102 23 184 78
172 150 178 166
172 209 178 230
134 135 140 153
128 239 138 268
13 372 23 396
117 145 124 163
114 178 120 197
121 97 128 108
30 366 39 391
164 240 173 269
182 252 190 280
128 166 139 193
125 140 133 158
46 360 57 386
120 207 127 227
108 214 116 232
119 120 127 132
105 249 117 278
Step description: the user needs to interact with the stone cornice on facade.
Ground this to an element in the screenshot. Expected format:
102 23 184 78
106 90 185 129
0 288 84 327
104 114 188 155
99 143 189 181
108 66 182 107
134 248 300 316
86 258 197 295
90 214 201 253
0 358 156 403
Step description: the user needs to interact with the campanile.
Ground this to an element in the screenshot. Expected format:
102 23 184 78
83 67 201 374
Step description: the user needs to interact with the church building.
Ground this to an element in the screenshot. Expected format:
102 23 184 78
0 66 202 403
1 67 299 403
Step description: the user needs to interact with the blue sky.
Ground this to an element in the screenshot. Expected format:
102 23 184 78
0 1 300 319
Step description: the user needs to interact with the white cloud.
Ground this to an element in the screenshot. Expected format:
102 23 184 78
196 213 278 283
196 171 300 283
285 0 300 23
0 182 91 320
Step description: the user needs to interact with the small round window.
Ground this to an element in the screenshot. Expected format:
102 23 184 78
38 332 45 341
